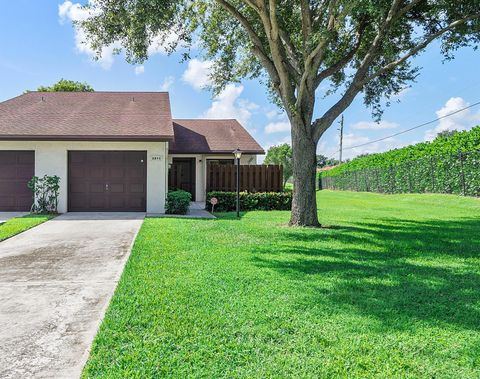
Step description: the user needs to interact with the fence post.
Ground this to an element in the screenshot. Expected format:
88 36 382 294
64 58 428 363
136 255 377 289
430 156 436 193
389 166 395 194
459 152 466 196
354 171 359 191
365 169 370 192
407 164 412 193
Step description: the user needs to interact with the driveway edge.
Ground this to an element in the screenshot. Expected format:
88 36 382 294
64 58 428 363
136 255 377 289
75 218 144 378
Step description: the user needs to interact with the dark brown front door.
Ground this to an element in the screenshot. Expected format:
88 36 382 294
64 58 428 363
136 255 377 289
168 158 196 200
0 151 34 211
68 151 147 212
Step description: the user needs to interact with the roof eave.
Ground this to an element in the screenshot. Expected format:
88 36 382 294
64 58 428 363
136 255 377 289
168 149 265 155
0 135 174 142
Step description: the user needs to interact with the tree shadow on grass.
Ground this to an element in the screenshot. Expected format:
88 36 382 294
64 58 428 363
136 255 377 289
252 217 480 332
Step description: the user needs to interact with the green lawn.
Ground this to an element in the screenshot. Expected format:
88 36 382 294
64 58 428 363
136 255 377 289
83 191 480 378
0 214 54 241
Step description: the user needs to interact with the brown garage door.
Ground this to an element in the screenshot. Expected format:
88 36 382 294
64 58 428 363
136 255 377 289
0 151 35 211
68 151 147 212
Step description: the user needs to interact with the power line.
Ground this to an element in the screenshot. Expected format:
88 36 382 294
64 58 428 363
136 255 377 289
329 99 480 157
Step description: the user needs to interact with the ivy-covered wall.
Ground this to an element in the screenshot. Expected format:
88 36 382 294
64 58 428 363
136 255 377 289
320 126 480 196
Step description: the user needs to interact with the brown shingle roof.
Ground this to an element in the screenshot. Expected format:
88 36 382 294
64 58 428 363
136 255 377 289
0 91 174 141
170 119 264 154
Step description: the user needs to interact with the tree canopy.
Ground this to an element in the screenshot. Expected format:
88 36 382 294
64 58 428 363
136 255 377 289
77 0 480 226
264 143 293 187
37 79 94 92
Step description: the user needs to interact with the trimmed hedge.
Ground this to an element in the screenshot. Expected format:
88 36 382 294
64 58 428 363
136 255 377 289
323 126 480 177
321 150 480 196
206 191 292 212
321 127 480 197
166 190 192 214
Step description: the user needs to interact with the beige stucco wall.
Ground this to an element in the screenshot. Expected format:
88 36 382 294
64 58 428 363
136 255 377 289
0 141 168 213
169 153 258 202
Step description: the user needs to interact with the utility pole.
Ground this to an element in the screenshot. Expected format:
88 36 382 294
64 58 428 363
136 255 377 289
338 114 344 163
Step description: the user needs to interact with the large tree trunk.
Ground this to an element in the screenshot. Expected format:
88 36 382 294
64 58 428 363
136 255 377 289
289 121 320 227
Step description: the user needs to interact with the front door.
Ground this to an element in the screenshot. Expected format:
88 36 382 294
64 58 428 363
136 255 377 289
168 158 196 201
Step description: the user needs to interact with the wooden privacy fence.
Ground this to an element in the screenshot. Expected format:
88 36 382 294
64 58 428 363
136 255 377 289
207 164 283 192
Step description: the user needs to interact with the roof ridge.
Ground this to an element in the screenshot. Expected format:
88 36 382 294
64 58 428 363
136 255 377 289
173 118 238 121
29 91 170 94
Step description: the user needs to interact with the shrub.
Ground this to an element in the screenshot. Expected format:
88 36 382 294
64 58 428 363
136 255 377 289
320 126 480 197
206 191 292 212
27 175 60 214
165 190 192 214
323 126 480 178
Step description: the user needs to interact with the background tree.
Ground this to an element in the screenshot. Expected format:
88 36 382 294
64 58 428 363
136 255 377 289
436 130 459 140
317 155 341 168
316 154 328 169
264 143 293 187
327 158 341 167
36 79 94 92
79 0 480 226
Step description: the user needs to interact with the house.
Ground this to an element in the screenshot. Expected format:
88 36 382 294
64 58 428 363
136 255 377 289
0 92 264 213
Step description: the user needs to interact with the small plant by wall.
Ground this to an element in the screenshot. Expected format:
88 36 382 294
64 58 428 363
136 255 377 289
165 190 192 214
27 175 60 214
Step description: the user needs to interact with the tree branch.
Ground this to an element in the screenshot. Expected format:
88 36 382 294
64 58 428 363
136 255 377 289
314 21 367 87
311 0 405 141
399 0 424 17
215 0 281 88
257 0 297 106
362 14 480 84
300 0 312 47
278 29 302 81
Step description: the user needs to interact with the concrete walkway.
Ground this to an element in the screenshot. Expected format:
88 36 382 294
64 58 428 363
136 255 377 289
148 201 216 219
0 212 28 223
0 212 144 379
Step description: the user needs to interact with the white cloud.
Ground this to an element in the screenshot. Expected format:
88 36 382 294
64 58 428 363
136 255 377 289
182 59 213 90
134 65 145 75
59 1 95 23
202 84 258 127
265 120 290 134
342 134 404 160
160 76 175 91
265 109 285 120
425 97 480 140
147 32 180 55
318 133 405 161
351 120 399 130
59 1 178 69
392 87 411 100
59 1 119 69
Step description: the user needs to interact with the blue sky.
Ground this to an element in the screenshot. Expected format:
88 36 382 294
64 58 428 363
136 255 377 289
1 1 479 161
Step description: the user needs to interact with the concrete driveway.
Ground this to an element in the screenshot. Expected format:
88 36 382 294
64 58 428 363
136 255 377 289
0 212 144 379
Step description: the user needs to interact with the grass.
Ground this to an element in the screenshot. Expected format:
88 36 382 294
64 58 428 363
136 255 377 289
0 214 54 241
83 191 480 378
